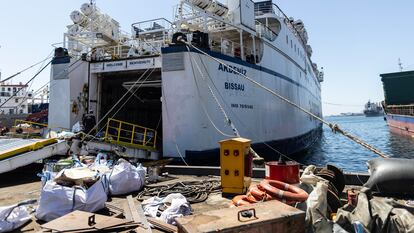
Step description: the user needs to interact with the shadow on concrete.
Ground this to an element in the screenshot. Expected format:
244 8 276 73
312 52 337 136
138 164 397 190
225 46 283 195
0 163 43 188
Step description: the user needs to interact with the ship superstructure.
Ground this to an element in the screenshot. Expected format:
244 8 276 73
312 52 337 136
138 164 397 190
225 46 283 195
363 101 383 117
48 0 324 164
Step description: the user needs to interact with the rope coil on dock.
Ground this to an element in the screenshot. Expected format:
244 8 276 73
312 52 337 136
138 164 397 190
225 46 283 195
137 179 221 203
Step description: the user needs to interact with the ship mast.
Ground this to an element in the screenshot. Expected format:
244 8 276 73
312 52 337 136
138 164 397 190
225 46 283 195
398 58 403 72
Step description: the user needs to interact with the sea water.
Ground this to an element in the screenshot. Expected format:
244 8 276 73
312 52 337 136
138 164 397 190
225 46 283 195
298 115 414 173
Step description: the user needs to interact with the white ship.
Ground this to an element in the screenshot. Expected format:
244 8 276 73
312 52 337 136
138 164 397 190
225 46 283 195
48 0 324 164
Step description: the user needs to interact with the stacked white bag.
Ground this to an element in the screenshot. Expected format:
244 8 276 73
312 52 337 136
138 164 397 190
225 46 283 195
0 203 32 233
106 159 146 195
35 180 107 222
35 158 146 221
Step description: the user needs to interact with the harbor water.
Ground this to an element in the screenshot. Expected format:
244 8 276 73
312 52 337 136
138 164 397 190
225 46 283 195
299 115 414 173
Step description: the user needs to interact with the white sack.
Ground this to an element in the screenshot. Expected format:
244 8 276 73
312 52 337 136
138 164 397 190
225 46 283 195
0 204 31 233
106 159 145 195
142 193 192 225
35 180 107 222
306 180 333 233
71 121 83 133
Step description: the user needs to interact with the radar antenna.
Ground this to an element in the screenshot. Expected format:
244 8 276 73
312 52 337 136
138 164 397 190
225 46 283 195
398 58 403 72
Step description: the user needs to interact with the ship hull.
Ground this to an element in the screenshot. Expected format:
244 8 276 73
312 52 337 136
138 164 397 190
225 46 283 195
364 110 383 117
385 114 414 137
161 46 322 163
184 126 322 165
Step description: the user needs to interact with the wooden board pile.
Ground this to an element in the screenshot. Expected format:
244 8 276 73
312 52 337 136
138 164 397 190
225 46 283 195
35 195 178 233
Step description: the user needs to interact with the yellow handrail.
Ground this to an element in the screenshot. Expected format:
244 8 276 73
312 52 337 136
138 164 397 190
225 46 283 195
104 118 157 150
13 120 70 132
14 120 48 128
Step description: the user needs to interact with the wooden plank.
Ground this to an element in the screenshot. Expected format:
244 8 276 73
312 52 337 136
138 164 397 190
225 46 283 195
136 201 153 233
148 217 178 233
127 195 141 223
122 200 133 221
124 195 152 233
31 215 42 232
94 217 130 230
41 211 95 232
73 223 142 233
41 210 129 232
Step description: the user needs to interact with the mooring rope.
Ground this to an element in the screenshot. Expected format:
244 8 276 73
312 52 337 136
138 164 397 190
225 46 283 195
187 46 266 162
181 40 389 159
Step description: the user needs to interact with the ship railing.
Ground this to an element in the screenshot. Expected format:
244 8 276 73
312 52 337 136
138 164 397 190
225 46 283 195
255 2 307 48
131 19 173 42
254 2 284 18
14 120 48 129
386 105 414 116
255 21 278 41
209 36 256 63
104 118 157 151
130 18 174 56
92 44 132 60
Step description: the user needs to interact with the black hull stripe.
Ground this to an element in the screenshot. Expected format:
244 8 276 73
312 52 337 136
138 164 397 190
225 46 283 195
168 126 323 166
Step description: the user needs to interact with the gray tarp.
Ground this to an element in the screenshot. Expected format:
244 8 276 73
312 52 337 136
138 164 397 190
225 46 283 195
335 189 414 233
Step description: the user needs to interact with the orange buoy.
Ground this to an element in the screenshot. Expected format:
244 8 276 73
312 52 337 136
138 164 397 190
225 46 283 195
258 179 308 202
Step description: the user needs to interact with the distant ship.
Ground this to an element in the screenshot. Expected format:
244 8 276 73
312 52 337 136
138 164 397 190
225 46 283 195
363 101 383 117
381 70 414 136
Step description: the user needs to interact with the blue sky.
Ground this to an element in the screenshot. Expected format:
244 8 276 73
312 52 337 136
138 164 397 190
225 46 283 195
0 0 412 115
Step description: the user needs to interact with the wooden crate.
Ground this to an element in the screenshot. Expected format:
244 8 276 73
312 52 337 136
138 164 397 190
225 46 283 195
176 200 305 233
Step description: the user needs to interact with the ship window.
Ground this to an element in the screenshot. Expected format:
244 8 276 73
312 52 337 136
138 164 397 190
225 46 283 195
1 88 4 91
9 109 13 114
15 99 18 103
7 88 10 91
286 35 288 44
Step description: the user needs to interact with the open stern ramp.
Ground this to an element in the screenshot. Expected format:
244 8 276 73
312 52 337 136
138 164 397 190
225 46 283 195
0 139 68 174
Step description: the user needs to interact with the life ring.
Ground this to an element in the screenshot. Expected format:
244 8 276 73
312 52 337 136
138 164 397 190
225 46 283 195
248 185 273 201
232 195 253 207
258 179 309 202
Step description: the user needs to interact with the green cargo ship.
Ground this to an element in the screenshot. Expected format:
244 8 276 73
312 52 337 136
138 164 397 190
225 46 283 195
381 70 414 137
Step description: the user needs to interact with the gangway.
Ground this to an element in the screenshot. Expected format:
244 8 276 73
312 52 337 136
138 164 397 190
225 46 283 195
0 138 68 174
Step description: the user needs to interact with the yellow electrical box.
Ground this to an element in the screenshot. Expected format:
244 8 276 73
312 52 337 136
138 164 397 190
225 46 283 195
219 137 252 195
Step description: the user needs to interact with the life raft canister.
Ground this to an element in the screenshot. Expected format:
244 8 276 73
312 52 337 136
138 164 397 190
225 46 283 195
258 179 309 202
